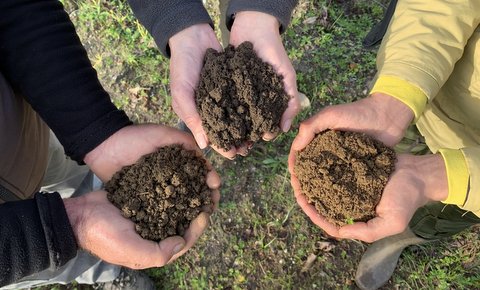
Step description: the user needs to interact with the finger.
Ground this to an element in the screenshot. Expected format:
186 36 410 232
262 131 278 142
206 170 221 189
338 217 405 243
288 146 297 176
290 121 317 151
290 170 302 197
295 194 340 238
210 143 237 159
290 107 344 151
168 212 210 263
210 188 221 210
168 129 202 151
281 95 301 132
170 80 208 149
236 143 250 156
153 236 186 267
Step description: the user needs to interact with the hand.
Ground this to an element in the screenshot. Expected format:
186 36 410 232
288 148 341 238
169 24 240 159
291 93 415 151
64 190 217 268
337 154 447 242
82 124 221 265
289 153 448 242
84 124 220 184
230 11 300 141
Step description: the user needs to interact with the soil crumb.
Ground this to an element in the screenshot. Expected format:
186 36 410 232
294 130 396 226
195 41 290 151
106 145 213 242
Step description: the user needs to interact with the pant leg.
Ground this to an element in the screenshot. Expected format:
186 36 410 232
0 72 49 201
396 125 480 239
409 202 480 240
219 0 230 48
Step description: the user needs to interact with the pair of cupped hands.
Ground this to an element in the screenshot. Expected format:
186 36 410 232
63 12 448 271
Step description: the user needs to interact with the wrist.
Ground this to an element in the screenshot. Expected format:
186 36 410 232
413 154 449 201
369 92 414 141
169 23 218 53
63 196 86 245
232 11 280 33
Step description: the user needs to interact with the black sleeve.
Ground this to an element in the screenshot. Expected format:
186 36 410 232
0 0 132 163
226 0 299 33
127 0 213 57
0 192 77 287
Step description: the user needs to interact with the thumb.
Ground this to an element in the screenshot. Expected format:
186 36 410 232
291 107 341 151
155 236 186 267
171 95 209 149
338 217 393 243
281 95 300 132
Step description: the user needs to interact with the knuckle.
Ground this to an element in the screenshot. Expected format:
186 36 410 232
183 115 201 130
298 121 309 133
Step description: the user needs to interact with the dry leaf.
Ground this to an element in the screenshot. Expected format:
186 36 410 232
301 253 317 272
318 241 335 252
303 16 318 25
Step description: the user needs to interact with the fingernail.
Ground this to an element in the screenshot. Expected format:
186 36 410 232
173 243 184 255
196 134 207 149
282 119 292 132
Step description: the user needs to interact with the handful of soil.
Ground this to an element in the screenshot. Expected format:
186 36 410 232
105 145 213 242
294 130 396 226
195 41 290 151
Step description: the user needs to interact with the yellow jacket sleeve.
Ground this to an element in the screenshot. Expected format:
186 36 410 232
459 147 480 216
375 0 480 107
438 148 480 217
438 149 469 206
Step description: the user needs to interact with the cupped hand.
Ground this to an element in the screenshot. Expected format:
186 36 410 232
84 124 219 184
84 123 220 213
337 154 448 242
169 24 239 159
289 151 448 242
82 124 221 265
288 147 341 238
230 11 300 143
64 188 218 268
291 93 415 153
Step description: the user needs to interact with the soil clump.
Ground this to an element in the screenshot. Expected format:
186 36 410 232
294 130 396 226
106 145 213 242
195 41 290 150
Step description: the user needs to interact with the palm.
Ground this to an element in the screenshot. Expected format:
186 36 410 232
168 24 240 158
337 155 431 242
230 11 300 136
77 191 212 268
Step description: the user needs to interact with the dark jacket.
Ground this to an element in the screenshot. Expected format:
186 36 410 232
0 0 297 286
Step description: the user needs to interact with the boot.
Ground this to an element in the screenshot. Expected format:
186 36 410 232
355 228 433 290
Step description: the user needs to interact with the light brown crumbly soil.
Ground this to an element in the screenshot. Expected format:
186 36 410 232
105 145 213 242
195 41 290 151
294 130 396 226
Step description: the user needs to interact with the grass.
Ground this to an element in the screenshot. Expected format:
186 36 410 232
51 0 480 289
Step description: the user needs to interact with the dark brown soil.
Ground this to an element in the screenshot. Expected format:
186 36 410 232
195 41 290 150
105 145 213 242
294 130 396 226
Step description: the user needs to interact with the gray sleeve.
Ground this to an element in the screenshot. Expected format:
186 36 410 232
127 0 213 57
226 0 298 33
